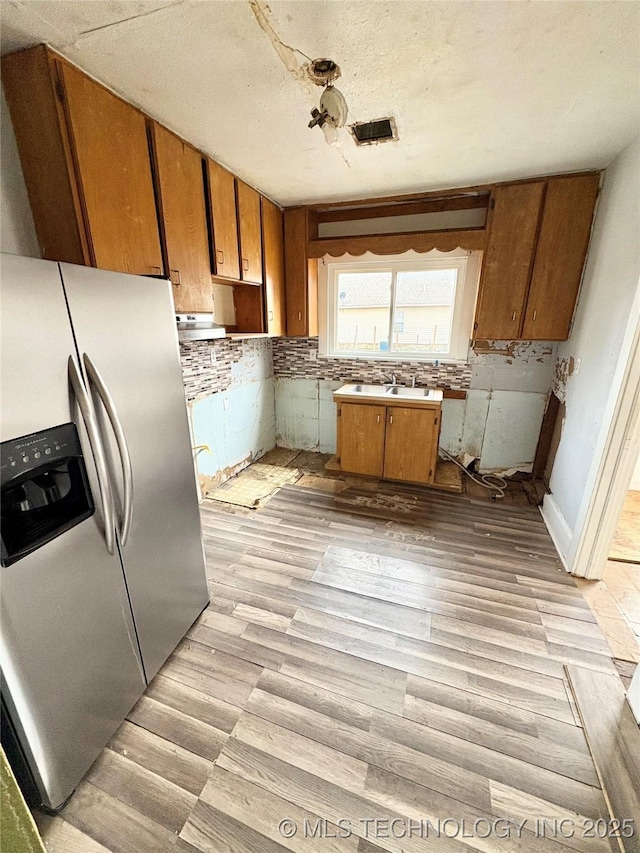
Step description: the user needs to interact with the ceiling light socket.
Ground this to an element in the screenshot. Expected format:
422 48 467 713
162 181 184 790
306 58 341 87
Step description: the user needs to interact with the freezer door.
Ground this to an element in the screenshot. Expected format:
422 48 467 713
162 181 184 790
0 254 146 809
0 254 77 441
60 263 208 680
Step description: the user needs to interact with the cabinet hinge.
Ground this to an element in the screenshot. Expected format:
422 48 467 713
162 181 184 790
337 408 341 417
429 469 433 478
434 417 438 425
490 197 496 210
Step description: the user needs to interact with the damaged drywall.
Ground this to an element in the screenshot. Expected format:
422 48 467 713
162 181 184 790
181 337 276 497
552 355 576 402
189 378 276 497
273 338 554 473
275 377 320 450
439 391 490 459
469 340 556 393
479 391 548 472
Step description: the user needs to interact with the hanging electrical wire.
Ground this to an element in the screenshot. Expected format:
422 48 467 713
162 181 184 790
438 447 507 501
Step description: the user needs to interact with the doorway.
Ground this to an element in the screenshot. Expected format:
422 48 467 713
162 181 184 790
571 296 640 582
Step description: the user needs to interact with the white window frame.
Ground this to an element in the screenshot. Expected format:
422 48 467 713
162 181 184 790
318 250 480 362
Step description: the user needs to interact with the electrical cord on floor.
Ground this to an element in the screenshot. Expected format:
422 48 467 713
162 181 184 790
438 447 507 501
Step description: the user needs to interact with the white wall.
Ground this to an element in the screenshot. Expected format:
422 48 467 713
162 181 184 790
543 135 640 565
0 90 39 258
630 447 640 492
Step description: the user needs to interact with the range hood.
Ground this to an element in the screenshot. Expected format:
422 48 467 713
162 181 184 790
176 313 226 342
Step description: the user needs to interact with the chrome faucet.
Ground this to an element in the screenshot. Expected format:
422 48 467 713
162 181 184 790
383 373 398 385
411 375 418 388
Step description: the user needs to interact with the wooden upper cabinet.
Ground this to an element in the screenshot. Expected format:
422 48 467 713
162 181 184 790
206 159 240 281
236 181 263 285
261 198 286 335
284 207 318 336
1 46 162 275
522 175 599 340
150 123 213 312
58 62 163 276
474 182 545 339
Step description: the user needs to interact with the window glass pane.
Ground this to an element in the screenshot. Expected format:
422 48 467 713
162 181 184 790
335 271 392 353
392 269 457 354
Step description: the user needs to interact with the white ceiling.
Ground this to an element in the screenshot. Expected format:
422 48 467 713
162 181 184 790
1 0 638 206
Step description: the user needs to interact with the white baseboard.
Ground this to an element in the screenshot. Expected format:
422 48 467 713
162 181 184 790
540 494 573 573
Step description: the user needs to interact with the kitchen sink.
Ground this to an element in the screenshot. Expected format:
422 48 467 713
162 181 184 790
334 383 443 403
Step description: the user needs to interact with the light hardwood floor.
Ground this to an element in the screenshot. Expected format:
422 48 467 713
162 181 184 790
36 478 632 852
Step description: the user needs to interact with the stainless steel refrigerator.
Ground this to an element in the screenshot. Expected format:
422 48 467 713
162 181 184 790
0 253 209 810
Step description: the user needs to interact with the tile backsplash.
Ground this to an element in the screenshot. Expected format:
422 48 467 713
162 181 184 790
180 338 273 401
271 337 472 389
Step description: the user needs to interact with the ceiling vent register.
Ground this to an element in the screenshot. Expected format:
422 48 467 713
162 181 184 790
349 117 398 146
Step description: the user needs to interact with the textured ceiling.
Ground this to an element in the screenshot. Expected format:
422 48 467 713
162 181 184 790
1 0 638 205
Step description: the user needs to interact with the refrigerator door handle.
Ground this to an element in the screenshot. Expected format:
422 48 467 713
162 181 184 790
68 356 116 555
83 353 134 547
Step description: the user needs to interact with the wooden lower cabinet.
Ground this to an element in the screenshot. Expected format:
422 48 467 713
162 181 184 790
338 403 386 476
383 406 439 484
337 400 440 485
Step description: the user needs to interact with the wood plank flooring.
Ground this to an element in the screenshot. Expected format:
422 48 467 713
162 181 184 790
35 479 635 852
566 666 640 853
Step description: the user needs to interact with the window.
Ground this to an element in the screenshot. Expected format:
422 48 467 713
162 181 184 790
320 251 479 361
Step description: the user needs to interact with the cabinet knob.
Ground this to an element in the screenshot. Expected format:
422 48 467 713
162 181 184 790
149 265 162 275
511 311 517 322
243 258 249 271
376 414 380 424
389 414 393 425
268 310 274 320
298 311 302 321
532 309 537 321
216 249 224 265
170 269 181 286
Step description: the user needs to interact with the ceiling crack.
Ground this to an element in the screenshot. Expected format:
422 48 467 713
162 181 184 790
248 0 316 97
74 1 187 40
248 0 353 167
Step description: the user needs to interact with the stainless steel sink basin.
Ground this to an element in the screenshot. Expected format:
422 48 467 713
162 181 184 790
350 384 388 394
387 386 436 399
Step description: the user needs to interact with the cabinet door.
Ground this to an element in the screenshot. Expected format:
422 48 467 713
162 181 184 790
339 404 386 476
522 175 599 340
474 182 545 339
151 124 213 312
237 181 263 285
206 159 240 281
383 406 439 484
1 46 88 265
59 61 164 276
262 198 286 335
284 207 318 336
